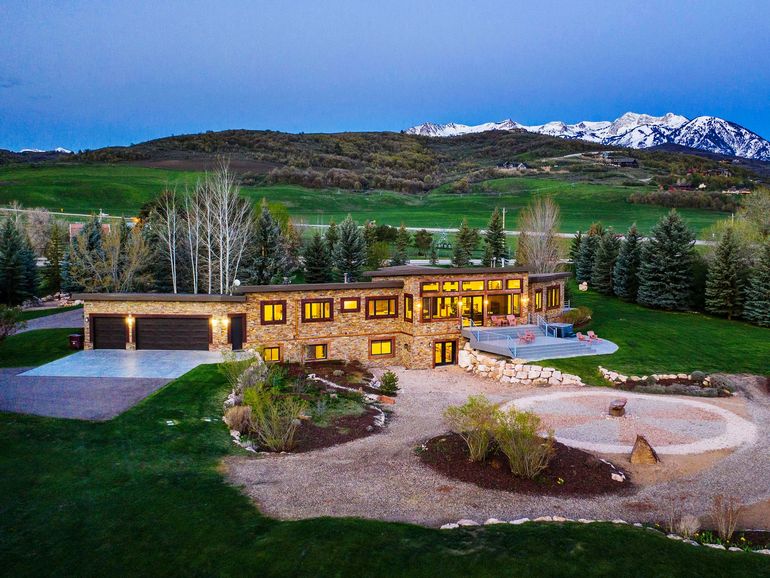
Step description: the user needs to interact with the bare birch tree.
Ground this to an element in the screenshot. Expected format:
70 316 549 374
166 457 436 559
26 207 52 256
150 189 180 293
516 197 562 273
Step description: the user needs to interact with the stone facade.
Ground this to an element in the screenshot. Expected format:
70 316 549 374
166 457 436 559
77 266 570 369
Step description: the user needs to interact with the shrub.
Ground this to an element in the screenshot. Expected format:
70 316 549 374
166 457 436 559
0 305 24 342
675 514 701 538
224 405 252 434
493 408 555 479
244 389 308 452
560 306 592 326
219 351 260 391
443 395 499 462
710 494 743 542
690 370 706 382
379 371 400 395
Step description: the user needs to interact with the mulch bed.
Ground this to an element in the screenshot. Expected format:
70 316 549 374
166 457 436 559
290 406 381 453
285 360 381 393
419 432 633 497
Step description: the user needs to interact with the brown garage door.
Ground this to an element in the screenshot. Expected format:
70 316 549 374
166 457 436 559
135 317 210 350
92 316 127 349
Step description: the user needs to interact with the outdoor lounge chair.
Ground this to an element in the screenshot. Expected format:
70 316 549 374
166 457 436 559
576 332 588 341
587 331 602 342
506 315 517 326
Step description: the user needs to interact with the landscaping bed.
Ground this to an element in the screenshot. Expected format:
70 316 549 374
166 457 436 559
419 432 633 497
293 406 381 453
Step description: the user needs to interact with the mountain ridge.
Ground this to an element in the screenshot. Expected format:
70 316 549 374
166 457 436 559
406 112 770 161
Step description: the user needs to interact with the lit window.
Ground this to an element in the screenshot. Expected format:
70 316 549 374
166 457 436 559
303 300 332 322
442 281 459 292
341 298 359 312
263 347 280 362
370 339 393 356
461 280 484 291
512 293 521 315
421 281 439 293
261 301 285 325
306 344 328 360
535 290 543 310
506 279 522 291
366 297 397 318
487 280 502 290
547 286 561 308
422 296 459 320
404 294 413 321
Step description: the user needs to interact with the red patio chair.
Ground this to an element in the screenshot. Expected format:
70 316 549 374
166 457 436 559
506 315 517 327
587 330 602 342
577 332 588 341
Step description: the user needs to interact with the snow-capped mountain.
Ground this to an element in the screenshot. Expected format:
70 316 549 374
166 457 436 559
406 112 770 161
19 147 73 154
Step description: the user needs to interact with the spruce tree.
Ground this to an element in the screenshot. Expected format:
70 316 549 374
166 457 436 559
0 219 37 305
332 215 367 281
569 231 582 273
42 220 67 294
612 224 642 301
428 238 439 265
483 208 507 266
303 231 333 283
591 231 620 295
452 219 478 267
705 226 748 320
744 242 770 327
390 224 411 266
575 233 600 282
637 210 695 311
241 202 289 285
324 218 339 253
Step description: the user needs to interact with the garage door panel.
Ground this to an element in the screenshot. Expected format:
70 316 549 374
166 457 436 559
135 317 209 350
92 317 127 349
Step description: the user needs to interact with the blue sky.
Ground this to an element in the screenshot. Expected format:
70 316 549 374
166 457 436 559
1 0 769 151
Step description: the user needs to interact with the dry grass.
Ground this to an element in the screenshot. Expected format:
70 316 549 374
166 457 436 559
224 405 252 434
710 494 743 542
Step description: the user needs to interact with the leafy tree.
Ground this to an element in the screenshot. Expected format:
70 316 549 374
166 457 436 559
0 305 25 342
591 231 620 295
390 224 411 266
413 229 433 256
42 220 67 294
302 231 333 283
705 226 748 320
332 215 367 281
241 202 290 285
452 219 479 267
637 210 695 311
744 241 770 327
483 208 507 266
0 219 37 306
324 218 339 253
612 224 642 301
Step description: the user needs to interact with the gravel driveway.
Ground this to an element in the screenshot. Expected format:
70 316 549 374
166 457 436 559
226 367 770 528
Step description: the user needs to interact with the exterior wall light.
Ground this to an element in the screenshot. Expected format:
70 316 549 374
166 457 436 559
210 317 219 328
125 314 134 326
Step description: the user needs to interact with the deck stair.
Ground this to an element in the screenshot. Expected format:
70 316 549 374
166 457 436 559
461 324 596 362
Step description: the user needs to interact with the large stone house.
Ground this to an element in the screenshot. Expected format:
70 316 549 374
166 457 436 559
75 265 570 369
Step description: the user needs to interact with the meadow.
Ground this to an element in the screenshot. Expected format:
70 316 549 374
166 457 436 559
0 164 728 235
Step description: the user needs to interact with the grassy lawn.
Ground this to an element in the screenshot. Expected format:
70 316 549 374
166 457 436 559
1 364 766 576
0 165 726 235
0 328 79 368
547 288 770 383
19 304 82 321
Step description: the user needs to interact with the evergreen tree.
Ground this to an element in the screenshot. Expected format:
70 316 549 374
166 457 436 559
413 229 433 256
612 224 642 301
575 233 600 282
81 215 104 254
303 231 333 283
42 220 67 294
705 226 748 320
324 218 339 253
390 224 411 266
483 208 507 266
0 219 37 305
332 215 367 281
241 202 290 285
591 231 620 295
569 231 582 273
744 242 770 327
452 219 479 267
637 210 695 311
428 238 439 265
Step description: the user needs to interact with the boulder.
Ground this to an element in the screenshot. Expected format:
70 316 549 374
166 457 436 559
440 523 460 530
484 518 505 525
458 350 471 368
608 398 627 417
630 435 660 464
456 519 479 527
509 517 530 525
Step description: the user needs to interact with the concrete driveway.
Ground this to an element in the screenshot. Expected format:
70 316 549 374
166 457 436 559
21 349 223 379
18 308 84 333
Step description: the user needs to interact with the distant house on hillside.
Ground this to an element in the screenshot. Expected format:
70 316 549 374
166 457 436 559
609 157 638 168
497 161 530 170
69 222 111 240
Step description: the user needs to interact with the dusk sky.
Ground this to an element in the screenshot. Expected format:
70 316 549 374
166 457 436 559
2 0 769 151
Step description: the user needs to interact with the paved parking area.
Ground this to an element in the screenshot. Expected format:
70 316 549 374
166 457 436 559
18 308 84 332
21 349 223 379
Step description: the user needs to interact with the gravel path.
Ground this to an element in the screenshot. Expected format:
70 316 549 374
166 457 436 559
226 368 770 528
18 308 84 333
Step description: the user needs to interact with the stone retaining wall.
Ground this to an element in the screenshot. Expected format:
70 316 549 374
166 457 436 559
598 366 711 386
458 343 584 387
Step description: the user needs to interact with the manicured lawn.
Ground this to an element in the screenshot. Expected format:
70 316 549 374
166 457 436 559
1 364 767 575
19 304 82 321
0 328 79 367
547 288 770 383
0 165 725 235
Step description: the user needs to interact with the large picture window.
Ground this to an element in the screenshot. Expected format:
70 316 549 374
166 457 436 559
302 299 333 322
370 338 394 357
261 301 286 325
422 296 459 321
366 296 397 319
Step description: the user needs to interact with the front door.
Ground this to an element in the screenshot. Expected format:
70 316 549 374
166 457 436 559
434 340 456 366
230 315 244 351
462 296 484 326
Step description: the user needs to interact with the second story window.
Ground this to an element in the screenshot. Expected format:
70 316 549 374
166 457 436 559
340 298 360 312
462 280 484 291
506 278 522 291
404 294 413 321
261 301 286 325
302 299 333 322
366 296 397 319
487 279 502 290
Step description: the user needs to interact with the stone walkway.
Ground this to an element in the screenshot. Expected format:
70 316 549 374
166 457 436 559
226 367 770 528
